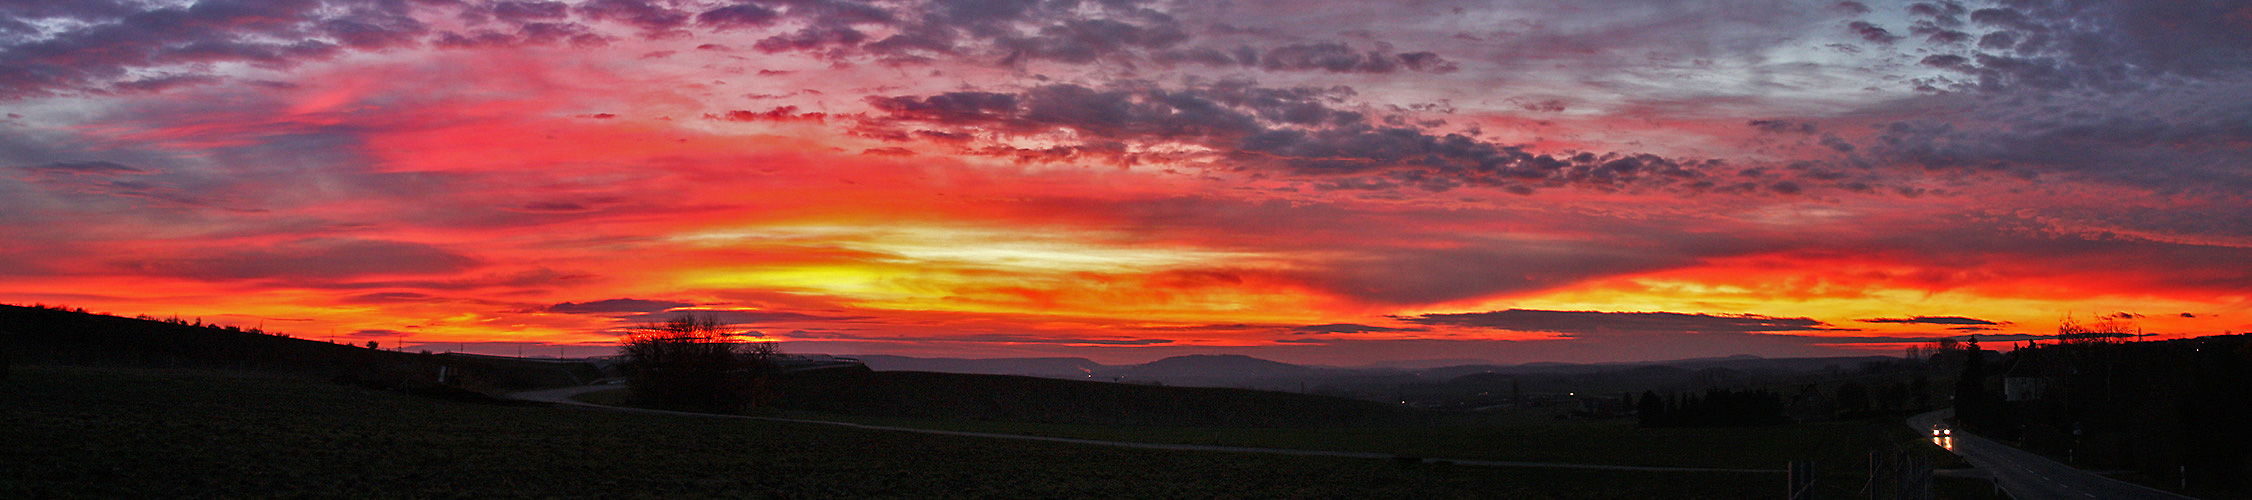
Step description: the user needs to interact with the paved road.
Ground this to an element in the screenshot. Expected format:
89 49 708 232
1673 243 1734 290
511 385 1782 473
1907 409 2198 500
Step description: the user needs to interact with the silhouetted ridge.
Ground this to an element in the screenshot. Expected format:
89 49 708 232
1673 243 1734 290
0 304 596 392
1124 354 1311 377
851 354 1102 376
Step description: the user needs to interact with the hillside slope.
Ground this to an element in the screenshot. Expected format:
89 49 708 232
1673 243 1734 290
0 304 596 391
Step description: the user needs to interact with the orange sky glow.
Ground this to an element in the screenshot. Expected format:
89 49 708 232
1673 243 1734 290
3 0 2248 364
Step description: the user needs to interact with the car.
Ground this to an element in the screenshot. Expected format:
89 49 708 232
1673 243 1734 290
1931 427 1952 437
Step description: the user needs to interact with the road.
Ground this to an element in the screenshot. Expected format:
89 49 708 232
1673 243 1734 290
1907 409 2198 500
510 385 1782 473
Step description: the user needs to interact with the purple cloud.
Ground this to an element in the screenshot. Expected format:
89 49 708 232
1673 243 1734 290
1291 323 1428 334
1857 316 2002 326
546 298 694 314
120 238 480 282
1397 309 1841 336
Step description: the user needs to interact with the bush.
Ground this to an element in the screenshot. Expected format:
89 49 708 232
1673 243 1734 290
618 314 778 413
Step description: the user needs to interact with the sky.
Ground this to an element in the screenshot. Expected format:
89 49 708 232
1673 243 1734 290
3 0 2249 365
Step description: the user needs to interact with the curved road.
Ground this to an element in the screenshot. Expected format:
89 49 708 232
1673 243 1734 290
511 385 1781 473
1907 409 2197 500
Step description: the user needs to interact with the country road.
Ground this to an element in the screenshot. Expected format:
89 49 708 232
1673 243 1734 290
510 385 1782 474
1907 409 2198 500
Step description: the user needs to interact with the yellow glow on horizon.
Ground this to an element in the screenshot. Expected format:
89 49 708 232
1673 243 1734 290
683 266 905 298
1491 274 2241 340
658 222 1334 322
674 224 1273 274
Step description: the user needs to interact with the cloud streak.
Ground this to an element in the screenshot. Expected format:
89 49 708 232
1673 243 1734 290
0 0 2246 364
1857 316 2001 326
545 298 694 314
1397 309 1842 337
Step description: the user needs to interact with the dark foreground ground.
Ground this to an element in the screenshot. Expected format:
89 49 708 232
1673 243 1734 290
5 366 1793 499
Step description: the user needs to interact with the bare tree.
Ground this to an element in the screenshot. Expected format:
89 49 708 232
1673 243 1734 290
2057 314 2138 344
618 314 780 413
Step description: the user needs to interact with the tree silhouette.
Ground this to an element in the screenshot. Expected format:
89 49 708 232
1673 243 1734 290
1835 382 1870 414
2057 314 2138 344
618 314 780 413
1636 390 1662 427
1955 340 1994 430
1636 388 1786 427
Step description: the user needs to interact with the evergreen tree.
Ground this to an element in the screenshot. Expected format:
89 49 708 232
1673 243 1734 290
1955 341 1991 429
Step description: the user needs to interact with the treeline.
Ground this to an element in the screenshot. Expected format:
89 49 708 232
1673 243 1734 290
1953 334 2251 497
1827 377 1934 418
1635 388 1787 427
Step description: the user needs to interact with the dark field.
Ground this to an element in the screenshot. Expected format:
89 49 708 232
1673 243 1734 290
6 366 1795 499
754 367 1964 470
585 368 1981 499
769 367 1421 427
765 408 1939 470
759 411 1995 499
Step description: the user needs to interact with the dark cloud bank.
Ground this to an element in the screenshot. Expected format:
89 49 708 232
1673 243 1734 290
544 298 693 314
865 80 1777 195
1397 309 1841 336
0 0 1457 99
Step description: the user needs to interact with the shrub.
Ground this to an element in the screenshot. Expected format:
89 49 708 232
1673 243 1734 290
618 314 778 413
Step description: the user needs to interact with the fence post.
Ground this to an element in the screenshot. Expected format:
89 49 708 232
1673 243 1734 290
1789 460 1816 500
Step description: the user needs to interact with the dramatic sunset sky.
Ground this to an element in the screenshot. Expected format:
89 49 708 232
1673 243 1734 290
4 0 2248 364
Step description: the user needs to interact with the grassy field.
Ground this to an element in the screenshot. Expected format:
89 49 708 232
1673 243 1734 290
7 366 1803 499
575 377 1978 500
762 408 1982 498
768 367 1421 427
634 368 1970 472
767 410 1925 468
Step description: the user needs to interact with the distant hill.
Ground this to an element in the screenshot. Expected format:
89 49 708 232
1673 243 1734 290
1418 355 1903 380
1120 354 1312 378
857 352 1905 387
0 304 597 392
842 352 1917 403
1443 364 1703 399
1353 358 1494 370
850 354 1102 377
771 367 1421 428
849 353 1417 393
1662 355 1897 374
1619 365 1694 378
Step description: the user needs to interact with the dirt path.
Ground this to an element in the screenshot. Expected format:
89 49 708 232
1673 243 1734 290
510 385 1782 473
